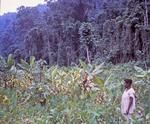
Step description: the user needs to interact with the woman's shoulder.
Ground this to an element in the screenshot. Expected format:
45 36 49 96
128 87 135 93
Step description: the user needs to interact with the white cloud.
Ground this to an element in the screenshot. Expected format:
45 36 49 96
0 0 45 15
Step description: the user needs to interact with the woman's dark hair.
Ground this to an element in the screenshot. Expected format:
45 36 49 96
124 79 132 85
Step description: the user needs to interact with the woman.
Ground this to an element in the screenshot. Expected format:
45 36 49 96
121 79 136 121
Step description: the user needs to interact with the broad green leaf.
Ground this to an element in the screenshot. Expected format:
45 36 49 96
134 66 144 73
30 56 35 67
7 54 14 67
92 62 104 75
135 74 146 78
9 65 17 75
17 59 30 71
146 113 150 120
104 73 112 87
21 59 30 68
93 76 104 88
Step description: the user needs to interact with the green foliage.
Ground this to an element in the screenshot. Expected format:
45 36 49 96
1 0 150 65
0 59 149 123
134 66 150 119
79 22 95 46
7 54 14 68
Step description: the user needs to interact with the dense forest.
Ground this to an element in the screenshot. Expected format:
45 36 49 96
0 0 150 66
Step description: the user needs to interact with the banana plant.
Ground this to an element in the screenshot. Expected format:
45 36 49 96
134 66 150 121
17 56 36 72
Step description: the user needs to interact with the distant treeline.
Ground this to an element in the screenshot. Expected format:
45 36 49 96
0 0 150 66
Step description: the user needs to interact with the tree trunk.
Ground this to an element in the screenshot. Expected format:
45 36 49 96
66 47 71 66
144 0 149 26
57 43 60 65
86 46 91 64
47 39 51 65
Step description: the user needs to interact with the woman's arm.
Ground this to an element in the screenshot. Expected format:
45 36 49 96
126 97 133 114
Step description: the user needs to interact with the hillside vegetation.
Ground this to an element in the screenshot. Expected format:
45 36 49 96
0 0 150 65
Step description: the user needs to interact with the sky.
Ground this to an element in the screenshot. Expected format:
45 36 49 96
0 0 45 15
